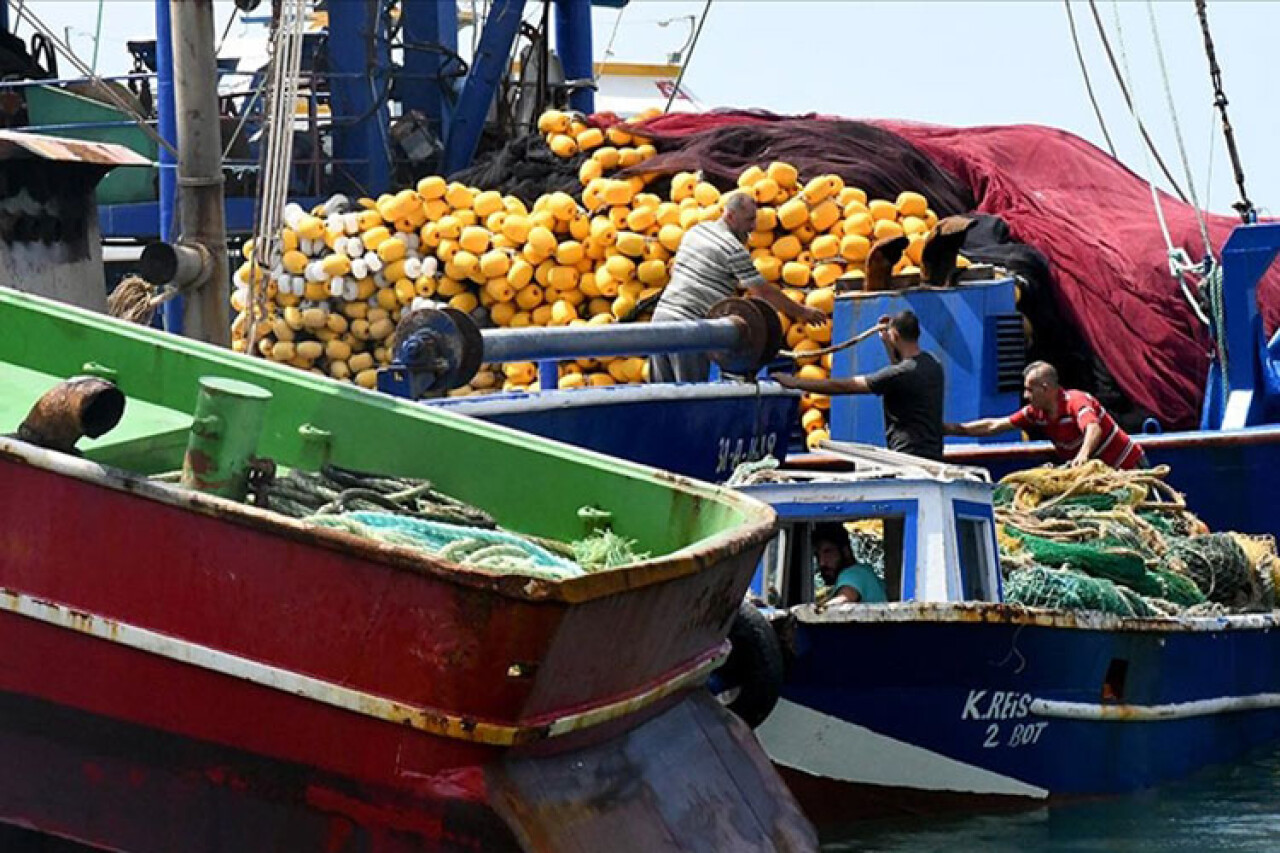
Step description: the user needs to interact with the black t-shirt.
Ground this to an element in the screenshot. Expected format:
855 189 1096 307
865 351 945 461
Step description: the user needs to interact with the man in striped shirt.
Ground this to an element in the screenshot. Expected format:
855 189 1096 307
945 361 1148 469
649 192 826 383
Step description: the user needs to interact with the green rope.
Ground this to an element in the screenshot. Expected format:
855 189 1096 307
312 511 585 580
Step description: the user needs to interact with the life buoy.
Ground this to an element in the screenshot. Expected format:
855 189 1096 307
714 601 785 729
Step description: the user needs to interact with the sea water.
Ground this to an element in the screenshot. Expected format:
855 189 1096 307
826 744 1280 852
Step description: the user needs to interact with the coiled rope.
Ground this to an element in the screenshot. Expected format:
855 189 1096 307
997 461 1277 616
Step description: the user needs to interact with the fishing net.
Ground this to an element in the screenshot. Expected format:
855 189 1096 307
999 461 1277 617
246 463 653 579
617 116 976 217
448 132 585 207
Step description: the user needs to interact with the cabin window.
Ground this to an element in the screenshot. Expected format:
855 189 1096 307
804 518 904 604
758 528 790 607
956 515 996 601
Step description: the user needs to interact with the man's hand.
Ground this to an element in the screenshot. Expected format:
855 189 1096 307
1067 454 1089 468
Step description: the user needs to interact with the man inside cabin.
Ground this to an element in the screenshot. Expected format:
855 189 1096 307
774 309 945 462
945 361 1148 469
812 522 888 605
649 191 826 383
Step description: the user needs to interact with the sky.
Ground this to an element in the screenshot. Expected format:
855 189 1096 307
24 0 1280 218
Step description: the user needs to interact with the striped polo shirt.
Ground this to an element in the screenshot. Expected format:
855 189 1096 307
1010 389 1144 469
651 219 765 321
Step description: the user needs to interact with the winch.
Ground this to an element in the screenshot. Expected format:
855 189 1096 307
377 296 783 399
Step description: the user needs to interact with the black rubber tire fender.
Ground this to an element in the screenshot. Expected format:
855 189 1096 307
719 601 786 729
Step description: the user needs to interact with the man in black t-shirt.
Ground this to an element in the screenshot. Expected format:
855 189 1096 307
774 309 945 461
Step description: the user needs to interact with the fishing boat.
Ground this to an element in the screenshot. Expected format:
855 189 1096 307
825 220 1280 540
717 441 1280 836
0 284 815 851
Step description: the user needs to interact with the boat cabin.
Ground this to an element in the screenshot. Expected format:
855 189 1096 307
737 441 1003 608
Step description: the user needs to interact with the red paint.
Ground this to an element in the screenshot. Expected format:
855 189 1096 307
0 454 776 849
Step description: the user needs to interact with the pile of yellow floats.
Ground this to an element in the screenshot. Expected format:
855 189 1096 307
231 108 958 449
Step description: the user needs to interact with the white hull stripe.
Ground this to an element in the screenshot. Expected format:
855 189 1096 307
1033 693 1280 722
756 699 1049 799
0 587 726 746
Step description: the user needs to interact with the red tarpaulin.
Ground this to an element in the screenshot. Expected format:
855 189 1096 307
876 121 1278 429
624 111 1275 429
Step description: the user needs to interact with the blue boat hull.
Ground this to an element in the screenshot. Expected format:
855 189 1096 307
945 426 1280 541
427 383 801 483
757 605 1280 828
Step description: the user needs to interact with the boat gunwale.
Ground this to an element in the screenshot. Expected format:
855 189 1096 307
785 599 1280 633
0 434 772 604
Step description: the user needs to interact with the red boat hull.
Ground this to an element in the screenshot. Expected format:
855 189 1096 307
0 442 814 850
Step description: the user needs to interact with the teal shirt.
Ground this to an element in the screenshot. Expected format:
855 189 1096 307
834 564 888 603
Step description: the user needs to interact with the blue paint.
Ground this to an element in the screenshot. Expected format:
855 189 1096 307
781 615 1280 798
554 0 595 113
328 0 391 195
1201 222 1280 429
426 385 798 483
442 0 528 174
155 0 180 334
830 279 1022 449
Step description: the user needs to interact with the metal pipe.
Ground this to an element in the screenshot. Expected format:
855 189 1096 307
554 0 594 113
169 0 229 345
156 0 181 334
139 241 211 289
481 318 745 363
16 376 126 455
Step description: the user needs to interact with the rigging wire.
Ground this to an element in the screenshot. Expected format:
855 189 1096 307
1084 0 1187 202
216 5 241 58
598 5 627 75
1143 0 1212 257
1062 0 1116 157
245 0 307 358
1194 0 1256 222
1106 0 1212 330
664 0 712 115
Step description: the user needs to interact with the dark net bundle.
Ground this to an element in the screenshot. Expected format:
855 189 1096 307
449 133 584 207
619 117 976 217
1162 534 1257 608
1005 565 1153 619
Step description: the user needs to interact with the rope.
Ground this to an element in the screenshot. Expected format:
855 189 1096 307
254 464 498 529
1194 0 1257 223
1084 0 1188 203
1102 0 1211 329
996 462 1276 616
311 512 585 579
779 322 885 360
1062 0 1116 157
106 275 158 326
664 0 712 115
1204 262 1229 404
89 0 105 73
245 0 308 356
1143 0 1213 257
598 5 627 71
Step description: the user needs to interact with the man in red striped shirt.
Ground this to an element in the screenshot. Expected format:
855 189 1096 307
945 361 1148 469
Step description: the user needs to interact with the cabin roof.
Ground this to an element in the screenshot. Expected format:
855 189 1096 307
0 130 151 168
